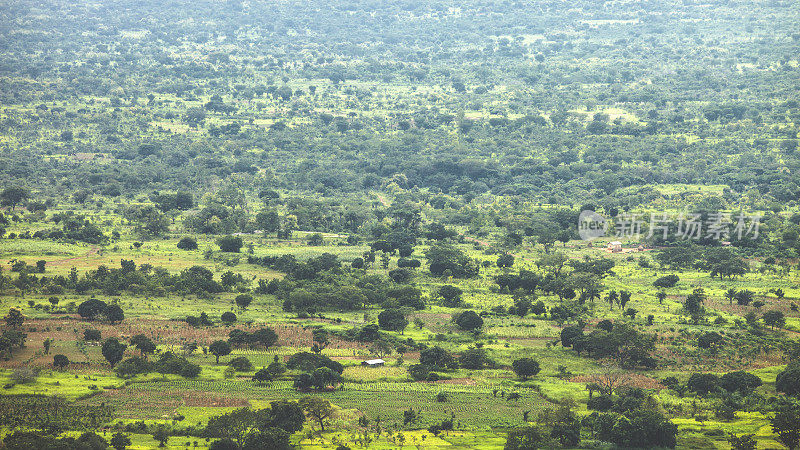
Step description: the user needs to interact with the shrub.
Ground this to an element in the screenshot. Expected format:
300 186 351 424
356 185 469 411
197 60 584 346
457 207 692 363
220 311 237 325
10 368 37 385
454 310 483 331
378 309 408 331
83 329 101 341
286 352 343 374
653 274 679 288
512 358 541 380
115 357 154 378
687 373 721 396
720 371 762 395
776 363 800 396
228 356 253 372
177 237 198 250
697 332 725 349
217 235 243 253
587 395 614 411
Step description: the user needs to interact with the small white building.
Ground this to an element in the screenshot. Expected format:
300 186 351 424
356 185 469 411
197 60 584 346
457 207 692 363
608 241 623 253
361 359 385 367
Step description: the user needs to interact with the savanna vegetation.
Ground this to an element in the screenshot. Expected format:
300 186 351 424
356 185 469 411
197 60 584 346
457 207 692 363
1 0 800 448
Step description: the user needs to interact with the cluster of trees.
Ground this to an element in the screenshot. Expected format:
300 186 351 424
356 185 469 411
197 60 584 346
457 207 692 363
655 245 749 279
77 298 124 323
273 263 425 313
561 322 657 369
228 328 279 349
408 346 459 381
408 346 506 380
494 255 615 313
3 431 132 450
9 260 255 298
19 214 110 245
425 244 480 278
281 352 345 391
204 400 307 449
0 394 113 435
507 390 677 449
581 406 678 448
115 352 201 378
679 371 763 397
252 358 287 383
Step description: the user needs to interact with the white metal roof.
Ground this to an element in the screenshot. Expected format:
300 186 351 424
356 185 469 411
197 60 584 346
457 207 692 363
363 359 385 364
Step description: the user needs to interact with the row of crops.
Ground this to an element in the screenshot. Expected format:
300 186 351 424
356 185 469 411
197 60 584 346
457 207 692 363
91 378 554 427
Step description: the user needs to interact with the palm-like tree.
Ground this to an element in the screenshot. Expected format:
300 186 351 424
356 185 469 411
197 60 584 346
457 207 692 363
724 288 737 305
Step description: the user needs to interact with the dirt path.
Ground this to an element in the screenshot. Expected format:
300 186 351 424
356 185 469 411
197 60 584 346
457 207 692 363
47 246 100 266
462 234 491 247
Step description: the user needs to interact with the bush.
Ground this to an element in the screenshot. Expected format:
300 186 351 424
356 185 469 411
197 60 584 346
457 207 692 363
177 237 198 250
397 258 421 268
720 371 762 395
115 357 154 378
454 310 483 331
286 352 343 374
83 329 101 341
217 235 243 253
653 274 679 288
587 395 614 411
776 363 800 396
697 332 725 349
10 368 37 385
378 309 408 331
512 358 541 380
228 356 253 372
221 311 237 324
687 373 721 396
